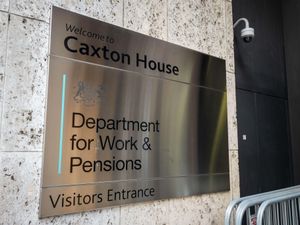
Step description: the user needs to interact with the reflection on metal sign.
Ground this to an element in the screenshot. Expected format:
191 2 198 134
39 6 229 218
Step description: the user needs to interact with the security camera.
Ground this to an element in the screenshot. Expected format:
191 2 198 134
234 18 255 43
241 27 254 43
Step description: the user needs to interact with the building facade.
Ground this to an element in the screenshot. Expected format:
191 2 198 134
0 0 239 224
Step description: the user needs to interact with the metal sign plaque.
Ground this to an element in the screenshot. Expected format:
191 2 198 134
40 6 229 218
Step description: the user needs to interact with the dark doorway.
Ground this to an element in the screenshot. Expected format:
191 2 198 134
233 0 293 196
237 90 292 196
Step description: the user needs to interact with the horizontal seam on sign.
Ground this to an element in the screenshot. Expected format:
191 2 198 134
50 54 227 93
42 173 230 188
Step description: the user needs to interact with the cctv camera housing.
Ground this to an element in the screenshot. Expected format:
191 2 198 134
241 27 255 42
243 36 252 43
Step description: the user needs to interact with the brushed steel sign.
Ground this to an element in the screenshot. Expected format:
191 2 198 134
50 7 226 91
40 6 229 218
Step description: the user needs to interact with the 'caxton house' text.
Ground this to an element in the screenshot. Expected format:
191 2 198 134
63 36 179 76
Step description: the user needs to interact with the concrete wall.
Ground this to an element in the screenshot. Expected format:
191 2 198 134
0 0 239 224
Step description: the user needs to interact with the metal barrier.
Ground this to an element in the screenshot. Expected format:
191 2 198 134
257 192 300 225
225 185 300 225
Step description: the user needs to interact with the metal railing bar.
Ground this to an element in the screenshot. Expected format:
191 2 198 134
257 192 300 225
225 185 300 225
235 186 300 225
